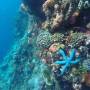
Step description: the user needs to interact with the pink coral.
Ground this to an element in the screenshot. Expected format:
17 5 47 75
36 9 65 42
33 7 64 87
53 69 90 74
49 43 60 52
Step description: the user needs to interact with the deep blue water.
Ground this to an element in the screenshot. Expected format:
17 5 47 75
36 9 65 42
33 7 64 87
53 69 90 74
0 0 21 60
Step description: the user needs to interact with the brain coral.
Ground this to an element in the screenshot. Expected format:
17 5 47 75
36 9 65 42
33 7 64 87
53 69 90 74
36 31 52 48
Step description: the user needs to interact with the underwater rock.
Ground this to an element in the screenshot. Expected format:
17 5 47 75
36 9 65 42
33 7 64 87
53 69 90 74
84 73 90 86
42 65 54 86
22 0 46 19
86 22 90 29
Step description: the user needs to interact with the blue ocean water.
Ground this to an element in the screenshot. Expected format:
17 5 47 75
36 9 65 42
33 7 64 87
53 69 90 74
0 0 21 60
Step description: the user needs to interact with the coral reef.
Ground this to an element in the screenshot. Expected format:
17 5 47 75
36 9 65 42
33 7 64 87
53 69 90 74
0 0 90 90
42 0 90 32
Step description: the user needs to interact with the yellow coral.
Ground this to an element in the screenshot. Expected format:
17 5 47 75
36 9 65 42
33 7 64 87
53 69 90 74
43 0 55 12
52 13 63 29
42 21 50 29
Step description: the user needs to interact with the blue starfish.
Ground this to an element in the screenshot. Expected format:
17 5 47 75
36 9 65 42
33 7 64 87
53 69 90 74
54 49 80 75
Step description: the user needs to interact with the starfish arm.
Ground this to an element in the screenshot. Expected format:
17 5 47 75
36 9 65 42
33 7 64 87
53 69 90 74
69 49 76 59
71 57 81 64
54 60 66 64
57 49 67 60
60 63 69 75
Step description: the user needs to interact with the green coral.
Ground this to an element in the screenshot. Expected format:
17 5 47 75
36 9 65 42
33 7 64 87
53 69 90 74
36 31 52 48
82 58 90 71
51 33 64 43
70 32 86 46
72 66 87 76
42 66 53 86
